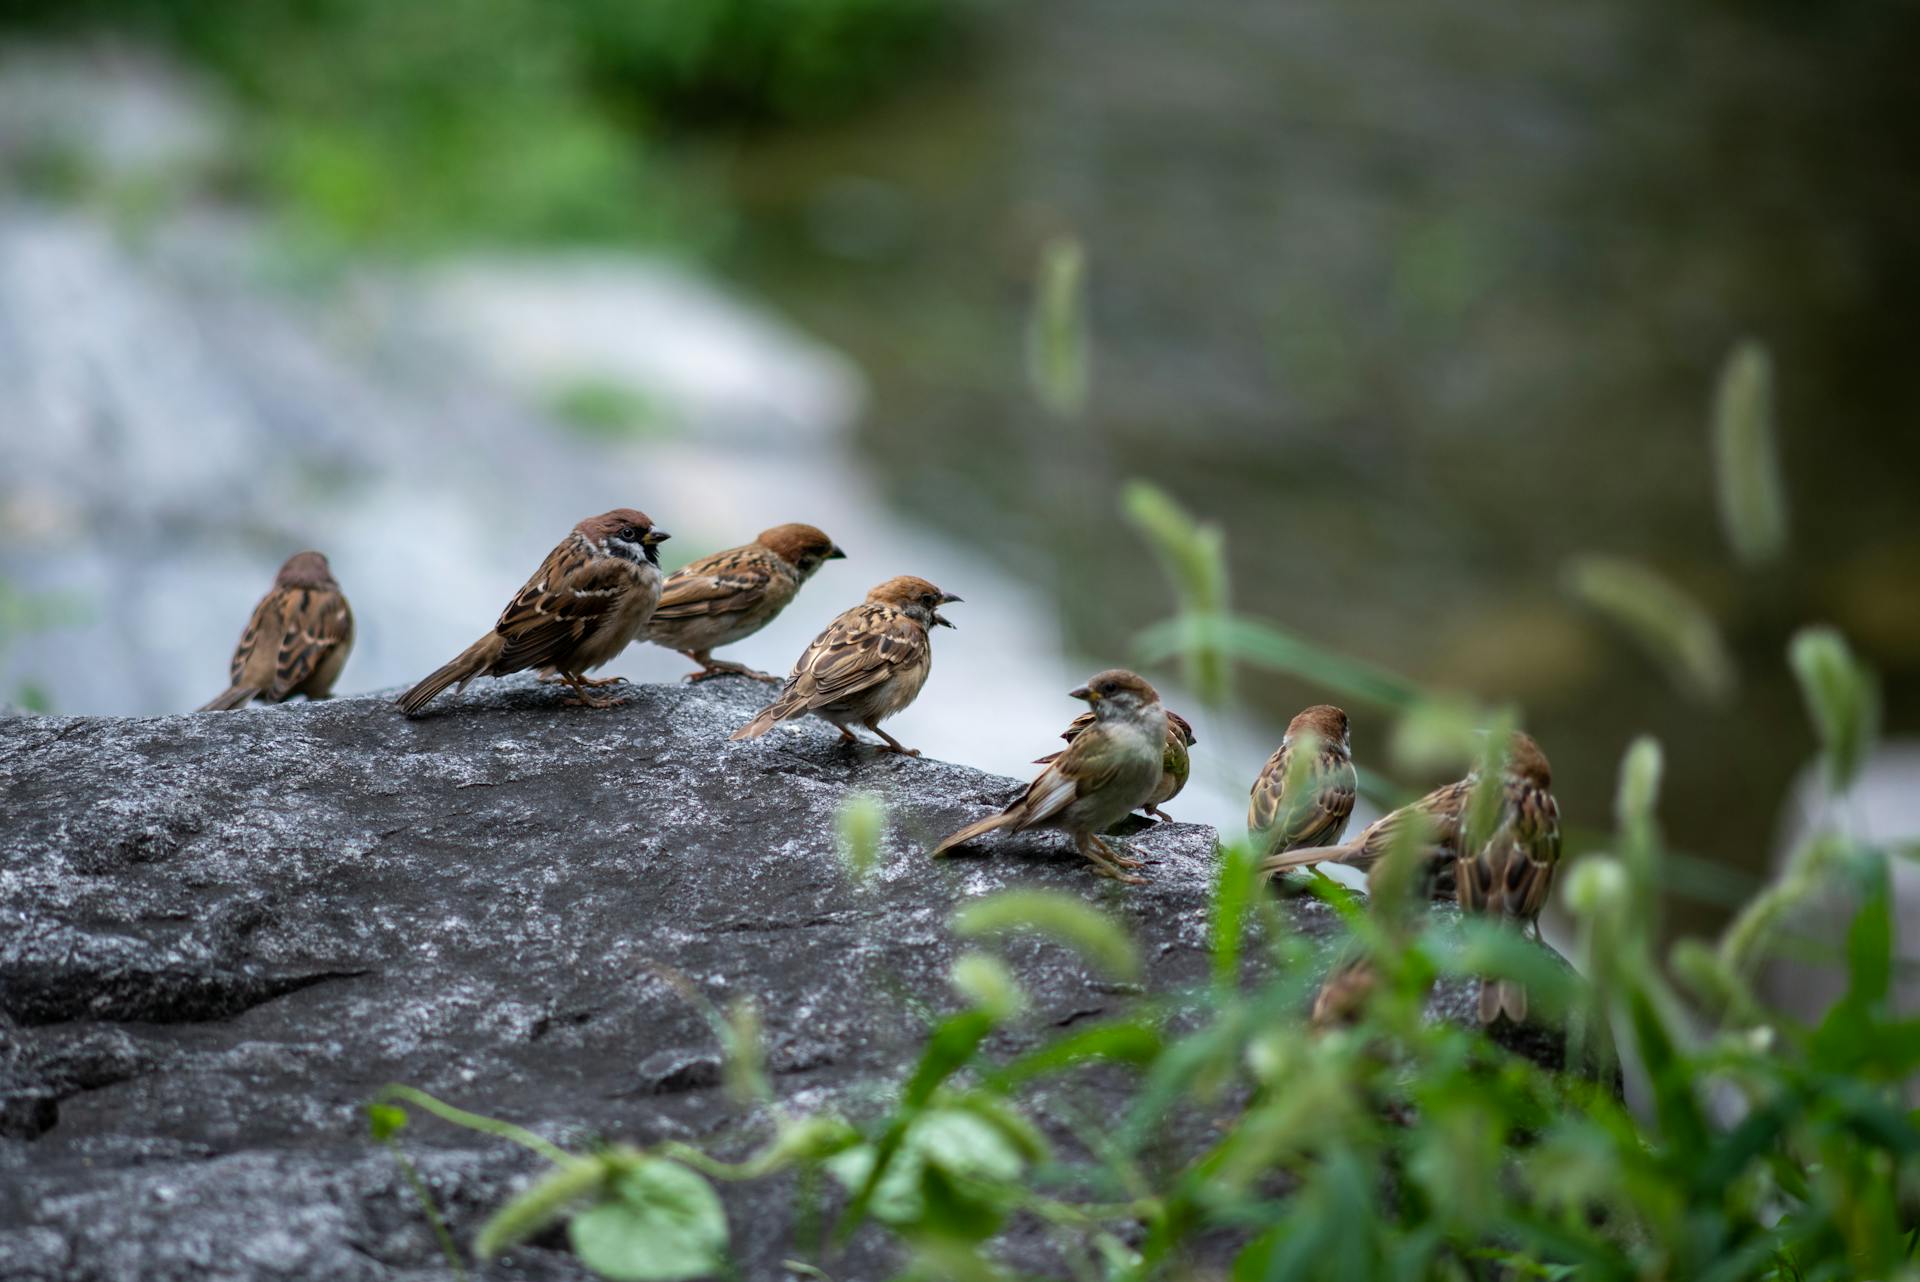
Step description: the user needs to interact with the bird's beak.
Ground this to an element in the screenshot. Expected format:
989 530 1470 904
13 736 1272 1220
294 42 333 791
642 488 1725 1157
643 529 671 545
940 592 963 604
1070 685 1094 703
828 545 847 560
933 612 957 629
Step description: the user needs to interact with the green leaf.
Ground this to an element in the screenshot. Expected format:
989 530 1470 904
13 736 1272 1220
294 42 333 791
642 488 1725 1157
1122 481 1230 703
475 1156 609 1261
952 889 1141 982
989 1018 1164 1085
721 997 769 1107
1787 625 1880 793
748 1115 859 1175
1135 612 1421 711
569 1158 728 1282
1563 555 1735 702
1210 839 1258 989
949 952 1027 1021
836 791 888 885
825 1108 1031 1230
1845 856 1894 1006
1710 339 1788 565
367 1102 408 1142
1027 235 1089 418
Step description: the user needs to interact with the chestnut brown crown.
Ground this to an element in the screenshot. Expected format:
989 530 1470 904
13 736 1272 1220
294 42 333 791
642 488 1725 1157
1070 668 1161 707
274 551 338 590
757 523 846 572
1286 704 1349 746
1504 730 1553 788
576 508 663 542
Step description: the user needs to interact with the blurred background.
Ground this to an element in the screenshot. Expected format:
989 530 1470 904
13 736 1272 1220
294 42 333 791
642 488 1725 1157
2 0 1916 940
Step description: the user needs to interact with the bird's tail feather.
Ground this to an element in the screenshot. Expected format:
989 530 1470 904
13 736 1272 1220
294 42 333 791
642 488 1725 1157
1480 978 1528 1026
932 812 1016 857
397 636 498 717
198 686 259 713
1256 839 1363 879
730 690 804 741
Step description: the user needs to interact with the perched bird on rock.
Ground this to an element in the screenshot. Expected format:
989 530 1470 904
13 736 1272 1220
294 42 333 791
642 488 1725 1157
1036 708 1196 822
1248 704 1356 858
396 509 668 716
1455 732 1562 1025
730 575 959 755
933 669 1169 884
200 551 354 711
648 523 845 682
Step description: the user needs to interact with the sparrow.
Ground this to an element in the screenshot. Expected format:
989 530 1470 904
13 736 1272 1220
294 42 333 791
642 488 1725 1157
933 670 1169 885
648 523 846 682
1248 704 1356 858
1455 731 1561 1025
1309 954 1379 1031
1036 709 1196 822
396 509 669 716
199 551 353 711
730 575 960 755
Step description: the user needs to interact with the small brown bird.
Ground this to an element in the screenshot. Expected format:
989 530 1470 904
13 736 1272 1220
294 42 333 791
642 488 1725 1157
396 509 669 716
730 575 960 755
648 523 846 682
1248 704 1357 858
933 670 1169 885
199 551 354 711
1309 955 1380 1031
1036 708 1196 822
1456 732 1561 1025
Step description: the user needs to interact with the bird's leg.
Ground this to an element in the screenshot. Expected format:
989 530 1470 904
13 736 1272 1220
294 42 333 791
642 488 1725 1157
1090 834 1146 869
541 673 625 687
864 720 921 757
1144 804 1174 822
682 651 779 684
1075 833 1146 885
834 724 861 745
558 671 625 708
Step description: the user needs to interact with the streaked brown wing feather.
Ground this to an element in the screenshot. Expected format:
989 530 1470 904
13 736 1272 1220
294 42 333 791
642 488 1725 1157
227 591 280 687
493 540 631 673
1456 780 1561 925
652 548 776 621
783 604 926 709
1010 727 1131 828
269 588 352 697
1249 743 1357 853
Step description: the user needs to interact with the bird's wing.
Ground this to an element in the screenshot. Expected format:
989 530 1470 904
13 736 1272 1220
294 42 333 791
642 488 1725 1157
1357 778 1469 865
1008 723 1135 830
1250 743 1357 853
1457 783 1561 924
267 587 353 698
780 604 926 709
651 547 780 621
226 590 282 689
492 537 636 673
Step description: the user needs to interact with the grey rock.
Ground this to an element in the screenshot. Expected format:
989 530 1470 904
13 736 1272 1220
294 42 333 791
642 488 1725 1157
0 677 1565 1280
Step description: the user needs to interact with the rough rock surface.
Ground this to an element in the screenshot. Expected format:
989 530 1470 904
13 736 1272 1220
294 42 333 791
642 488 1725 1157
1 678 1556 1281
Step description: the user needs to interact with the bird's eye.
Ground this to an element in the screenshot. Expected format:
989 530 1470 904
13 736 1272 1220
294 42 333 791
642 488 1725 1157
923 594 935 606
621 526 639 541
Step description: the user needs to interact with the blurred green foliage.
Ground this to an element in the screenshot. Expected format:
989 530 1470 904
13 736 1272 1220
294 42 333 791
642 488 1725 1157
5 0 979 247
